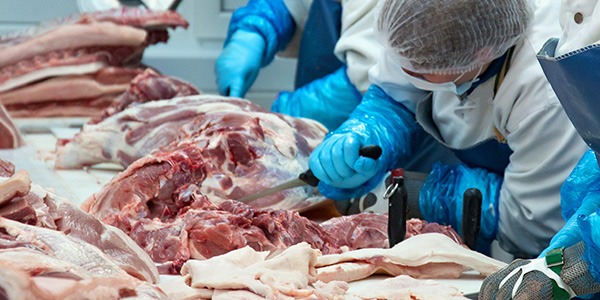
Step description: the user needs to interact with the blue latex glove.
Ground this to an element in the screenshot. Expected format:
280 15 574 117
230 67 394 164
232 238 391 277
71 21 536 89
216 0 295 97
309 85 423 200
539 150 600 257
419 163 503 254
271 66 362 131
215 30 265 97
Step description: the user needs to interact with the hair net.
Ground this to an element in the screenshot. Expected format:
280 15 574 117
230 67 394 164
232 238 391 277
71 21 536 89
376 0 532 74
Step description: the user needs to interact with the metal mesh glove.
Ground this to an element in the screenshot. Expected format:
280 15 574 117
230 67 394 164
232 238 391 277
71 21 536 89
375 0 532 74
480 242 600 299
271 66 362 131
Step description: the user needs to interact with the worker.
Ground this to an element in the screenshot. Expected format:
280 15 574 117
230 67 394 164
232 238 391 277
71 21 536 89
480 1 600 298
214 0 374 131
309 0 589 257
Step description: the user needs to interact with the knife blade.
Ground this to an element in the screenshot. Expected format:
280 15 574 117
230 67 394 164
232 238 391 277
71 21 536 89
463 292 479 299
237 145 383 203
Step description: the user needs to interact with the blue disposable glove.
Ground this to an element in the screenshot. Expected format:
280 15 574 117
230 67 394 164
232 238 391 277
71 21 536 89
310 85 424 200
419 163 503 254
216 0 295 97
271 66 362 131
540 150 600 257
215 30 265 97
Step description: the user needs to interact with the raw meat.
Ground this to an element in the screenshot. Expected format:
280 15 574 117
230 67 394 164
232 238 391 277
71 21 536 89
0 170 159 283
55 96 266 169
93 68 200 123
316 233 506 283
0 7 188 92
319 214 462 249
0 218 167 299
86 184 337 274
182 243 337 299
0 159 14 176
0 104 23 149
350 275 467 300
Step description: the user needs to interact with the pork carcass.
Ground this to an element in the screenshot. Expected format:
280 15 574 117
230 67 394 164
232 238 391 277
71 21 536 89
93 68 200 123
2 67 145 118
0 218 167 299
0 7 188 118
0 7 187 93
55 96 264 169
0 104 23 149
0 168 159 283
316 233 507 283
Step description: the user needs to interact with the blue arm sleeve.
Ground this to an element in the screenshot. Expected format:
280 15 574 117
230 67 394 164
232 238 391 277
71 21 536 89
271 66 362 131
578 210 600 282
419 163 503 254
227 0 295 67
318 85 424 199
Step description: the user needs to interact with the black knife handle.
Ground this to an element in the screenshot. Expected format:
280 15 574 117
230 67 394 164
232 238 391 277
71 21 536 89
299 145 382 187
388 169 407 248
462 188 482 250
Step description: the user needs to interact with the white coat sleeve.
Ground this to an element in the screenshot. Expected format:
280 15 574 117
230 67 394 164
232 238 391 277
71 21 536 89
496 97 588 258
334 0 381 93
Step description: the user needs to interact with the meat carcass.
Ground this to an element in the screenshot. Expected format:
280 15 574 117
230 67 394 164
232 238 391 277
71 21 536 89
0 218 167 300
55 96 266 169
93 68 200 123
0 169 159 283
2 67 145 118
86 184 337 274
0 104 23 149
0 7 188 118
316 233 507 283
0 7 188 93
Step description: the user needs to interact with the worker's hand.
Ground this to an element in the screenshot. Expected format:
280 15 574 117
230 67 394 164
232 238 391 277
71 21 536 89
271 66 362 131
419 163 502 253
215 30 265 98
480 242 600 299
309 134 380 190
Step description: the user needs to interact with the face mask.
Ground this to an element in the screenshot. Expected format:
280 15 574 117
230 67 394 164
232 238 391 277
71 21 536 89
401 66 483 95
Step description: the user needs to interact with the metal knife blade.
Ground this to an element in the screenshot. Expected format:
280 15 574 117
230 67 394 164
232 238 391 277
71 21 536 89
237 178 307 203
237 145 383 203
463 292 479 299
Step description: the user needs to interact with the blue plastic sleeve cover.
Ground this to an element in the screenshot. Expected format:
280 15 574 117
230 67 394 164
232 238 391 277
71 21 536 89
318 85 423 199
419 163 503 253
226 0 295 67
271 66 362 131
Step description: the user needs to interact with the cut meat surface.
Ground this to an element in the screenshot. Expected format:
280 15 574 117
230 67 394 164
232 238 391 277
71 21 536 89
351 275 467 300
93 68 200 123
0 104 23 149
55 96 264 169
316 233 506 283
0 170 159 283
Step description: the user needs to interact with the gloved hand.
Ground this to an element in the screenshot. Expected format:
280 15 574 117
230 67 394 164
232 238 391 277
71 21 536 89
271 66 362 131
216 0 295 97
419 163 503 254
540 150 600 257
310 85 424 200
215 30 265 98
480 242 600 299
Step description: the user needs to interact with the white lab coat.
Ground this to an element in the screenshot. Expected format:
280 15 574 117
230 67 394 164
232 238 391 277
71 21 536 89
370 0 588 257
282 0 381 93
555 0 600 55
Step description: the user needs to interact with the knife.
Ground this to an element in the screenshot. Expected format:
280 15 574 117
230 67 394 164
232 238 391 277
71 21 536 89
237 145 383 203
